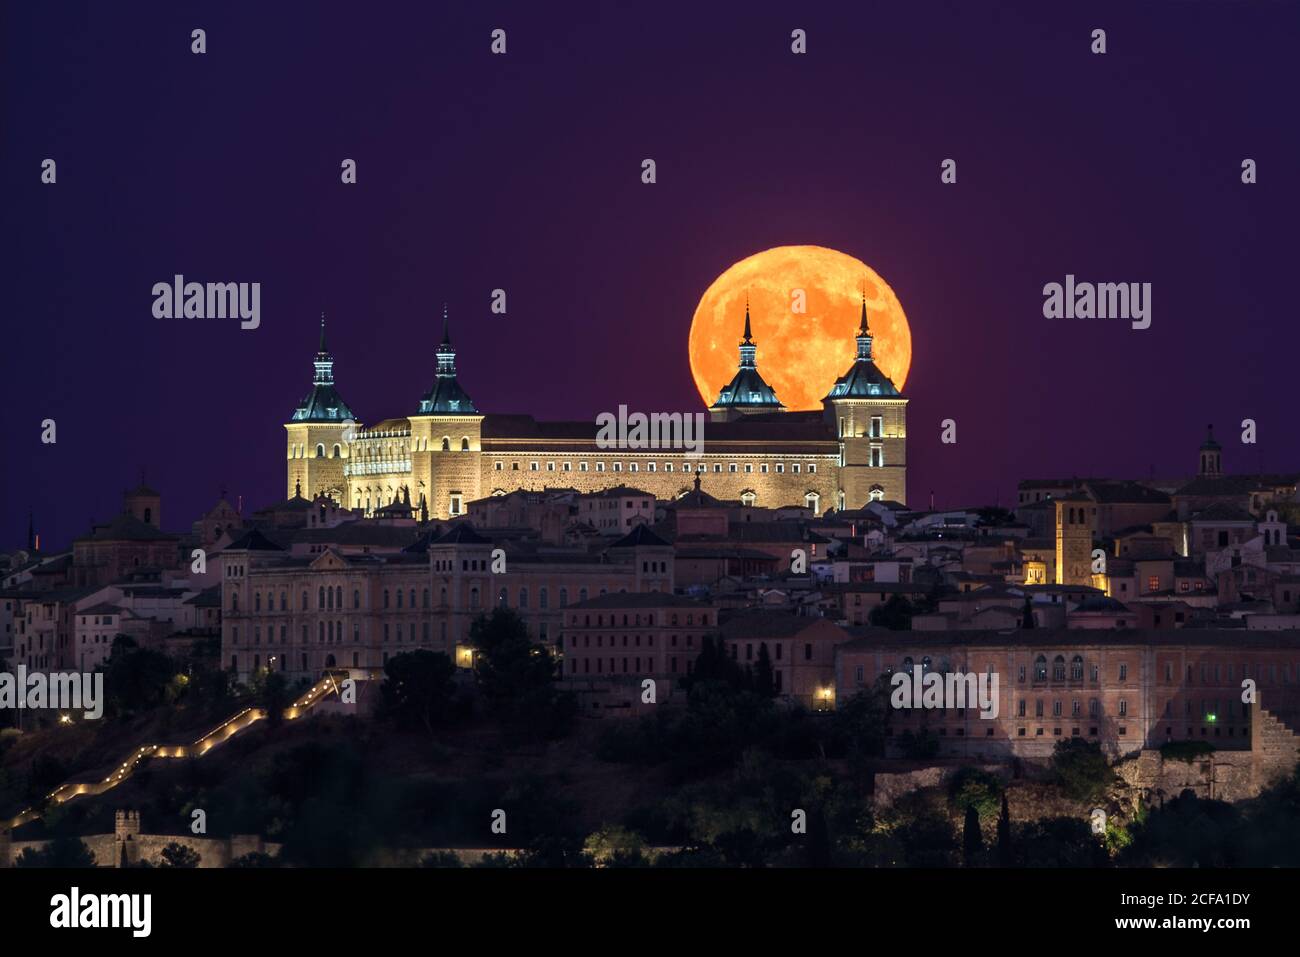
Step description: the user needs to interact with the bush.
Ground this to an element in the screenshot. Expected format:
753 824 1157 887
1051 738 1116 803
948 768 1002 819
1160 740 1215 764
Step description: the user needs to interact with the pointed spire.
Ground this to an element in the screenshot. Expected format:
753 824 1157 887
318 312 328 352
418 304 477 413
855 287 874 361
743 294 753 343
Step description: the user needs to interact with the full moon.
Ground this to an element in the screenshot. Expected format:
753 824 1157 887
688 246 912 411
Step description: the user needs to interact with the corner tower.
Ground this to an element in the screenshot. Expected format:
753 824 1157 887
285 316 357 502
408 307 485 520
822 296 908 507
709 300 785 422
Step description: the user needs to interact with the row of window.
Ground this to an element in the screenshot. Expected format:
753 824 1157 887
495 460 820 475
569 611 709 627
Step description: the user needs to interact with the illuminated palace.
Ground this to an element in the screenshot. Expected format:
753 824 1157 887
284 302 908 519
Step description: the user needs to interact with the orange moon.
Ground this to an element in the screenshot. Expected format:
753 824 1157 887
688 245 912 411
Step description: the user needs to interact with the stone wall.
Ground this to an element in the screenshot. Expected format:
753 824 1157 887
1114 702 1300 805
872 763 1011 811
2 831 282 868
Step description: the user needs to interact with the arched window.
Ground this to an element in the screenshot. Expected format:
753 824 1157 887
318 586 325 609
254 592 261 612
353 590 361 609
301 591 308 610
539 587 548 609
332 444 341 458
579 587 589 602
1071 655 1084 680
423 588 430 608
519 587 529 609
441 437 451 451
280 591 287 611
902 656 914 673
470 587 480 609
396 589 403 609
559 587 568 607
316 444 325 458
461 437 470 451
1035 655 1048 681
921 655 932 672
1053 655 1066 681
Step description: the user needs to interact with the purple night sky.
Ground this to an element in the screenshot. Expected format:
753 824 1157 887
4 1 1298 551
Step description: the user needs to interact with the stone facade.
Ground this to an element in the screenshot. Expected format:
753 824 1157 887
283 310 909 519
1 810 282 868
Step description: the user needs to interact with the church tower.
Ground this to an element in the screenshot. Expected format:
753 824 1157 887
284 317 357 502
708 300 785 422
822 296 908 508
1198 424 1222 478
408 308 484 520
1055 492 1094 586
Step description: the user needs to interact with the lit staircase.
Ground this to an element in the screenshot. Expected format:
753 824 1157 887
1 674 351 831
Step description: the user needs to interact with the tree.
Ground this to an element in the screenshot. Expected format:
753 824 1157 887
15 837 96 868
472 607 574 740
229 852 278 868
103 646 175 715
1051 738 1117 803
1021 594 1035 629
583 825 649 868
682 634 747 691
829 679 891 758
380 650 458 735
257 670 291 729
159 842 201 868
996 792 1013 866
963 805 982 866
752 643 776 698
419 850 464 868
869 594 916 631
949 768 1002 819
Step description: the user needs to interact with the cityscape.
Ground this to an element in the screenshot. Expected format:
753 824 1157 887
3 0 1296 940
